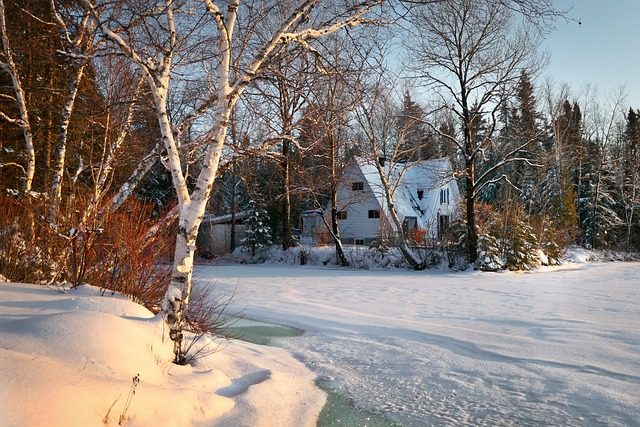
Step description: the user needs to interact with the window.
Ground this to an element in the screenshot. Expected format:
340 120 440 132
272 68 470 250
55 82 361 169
355 239 365 246
352 182 364 191
417 189 424 200
368 209 380 219
440 188 450 205
438 214 450 239
403 216 417 234
337 210 348 220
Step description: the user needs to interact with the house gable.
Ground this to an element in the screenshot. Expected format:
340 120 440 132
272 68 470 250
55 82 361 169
333 157 460 242
332 162 385 243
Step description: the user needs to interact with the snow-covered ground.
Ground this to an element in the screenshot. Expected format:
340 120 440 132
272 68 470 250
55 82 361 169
194 262 640 426
0 283 324 427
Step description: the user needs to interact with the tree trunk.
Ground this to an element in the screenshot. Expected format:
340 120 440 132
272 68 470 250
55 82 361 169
108 143 160 213
330 207 348 266
465 160 478 264
48 64 85 223
230 162 237 252
165 225 198 364
0 0 35 192
591 163 602 249
329 138 348 266
282 138 292 249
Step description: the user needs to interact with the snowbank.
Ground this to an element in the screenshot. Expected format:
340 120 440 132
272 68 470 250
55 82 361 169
221 244 410 270
0 283 324 427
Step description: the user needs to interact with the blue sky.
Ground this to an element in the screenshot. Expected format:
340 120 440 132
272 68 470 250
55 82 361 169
543 0 640 107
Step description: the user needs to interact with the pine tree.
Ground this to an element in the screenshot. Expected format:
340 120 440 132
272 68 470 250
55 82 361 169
397 90 434 161
618 108 640 250
476 232 504 271
506 217 540 270
241 198 272 257
538 220 562 265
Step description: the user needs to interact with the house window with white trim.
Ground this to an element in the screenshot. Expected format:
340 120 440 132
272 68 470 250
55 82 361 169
352 182 364 191
440 188 450 205
355 239 365 245
337 210 348 220
368 209 380 219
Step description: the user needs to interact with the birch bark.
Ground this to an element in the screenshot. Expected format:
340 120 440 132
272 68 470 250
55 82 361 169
0 0 35 192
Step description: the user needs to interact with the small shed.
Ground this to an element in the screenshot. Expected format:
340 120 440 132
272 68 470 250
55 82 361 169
196 211 249 257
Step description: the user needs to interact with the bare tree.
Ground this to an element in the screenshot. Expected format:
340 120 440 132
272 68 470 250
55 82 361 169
81 0 381 363
406 0 544 263
353 75 429 269
0 0 35 192
47 1 96 222
300 35 367 266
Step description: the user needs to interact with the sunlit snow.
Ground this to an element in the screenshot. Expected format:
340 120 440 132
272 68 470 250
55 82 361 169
195 262 640 426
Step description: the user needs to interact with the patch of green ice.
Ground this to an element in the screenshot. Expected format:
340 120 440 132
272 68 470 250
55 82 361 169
224 318 303 346
316 379 403 427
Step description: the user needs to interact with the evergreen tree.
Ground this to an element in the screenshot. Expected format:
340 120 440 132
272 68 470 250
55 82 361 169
241 198 273 256
506 217 540 270
397 90 434 161
548 99 583 240
623 109 639 177
618 109 640 250
539 223 562 265
476 232 504 271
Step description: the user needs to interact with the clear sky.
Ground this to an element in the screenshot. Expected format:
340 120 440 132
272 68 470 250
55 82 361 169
543 0 640 107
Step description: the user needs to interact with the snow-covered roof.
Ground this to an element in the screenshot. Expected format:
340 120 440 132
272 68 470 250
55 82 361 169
202 210 251 224
355 157 456 230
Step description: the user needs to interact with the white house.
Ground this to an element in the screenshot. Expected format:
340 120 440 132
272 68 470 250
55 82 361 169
302 157 460 246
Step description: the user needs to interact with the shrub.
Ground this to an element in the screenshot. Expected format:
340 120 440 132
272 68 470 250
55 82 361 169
0 194 174 311
87 201 174 310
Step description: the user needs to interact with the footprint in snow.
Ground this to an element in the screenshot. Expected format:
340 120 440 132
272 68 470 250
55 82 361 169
216 369 272 397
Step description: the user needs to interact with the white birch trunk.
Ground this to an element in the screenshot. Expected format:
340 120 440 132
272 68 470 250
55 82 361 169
108 143 161 213
0 0 35 192
48 64 86 223
83 0 379 363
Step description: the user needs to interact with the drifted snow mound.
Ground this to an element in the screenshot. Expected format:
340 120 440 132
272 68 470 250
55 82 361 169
0 283 324 427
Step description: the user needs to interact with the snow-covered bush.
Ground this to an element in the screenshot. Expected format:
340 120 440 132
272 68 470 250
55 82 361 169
240 244 407 270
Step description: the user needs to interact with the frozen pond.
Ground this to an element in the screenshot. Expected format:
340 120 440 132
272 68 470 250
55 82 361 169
224 318 398 426
195 262 640 426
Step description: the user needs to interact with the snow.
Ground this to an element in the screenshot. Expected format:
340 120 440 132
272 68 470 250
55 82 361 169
2 260 638 426
194 261 640 426
0 283 324 427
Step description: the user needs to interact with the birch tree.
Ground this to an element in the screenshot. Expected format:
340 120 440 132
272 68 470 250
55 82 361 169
0 0 35 192
82 0 381 363
47 1 96 222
